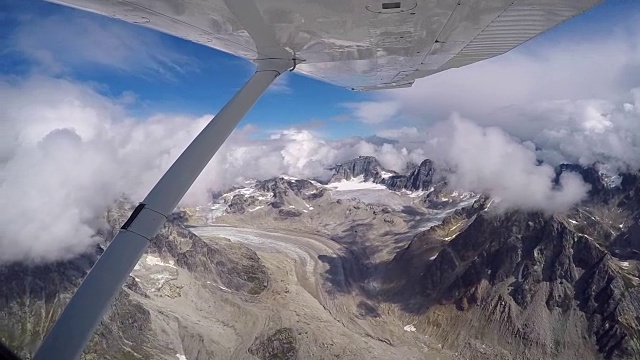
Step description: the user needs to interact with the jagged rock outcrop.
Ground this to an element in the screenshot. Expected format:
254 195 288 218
384 159 436 192
227 193 257 214
330 156 388 182
329 156 441 194
257 177 324 209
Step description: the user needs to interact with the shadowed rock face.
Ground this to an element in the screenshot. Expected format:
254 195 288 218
0 244 158 359
0 198 268 359
325 155 443 197
388 175 640 360
384 159 436 192
330 156 386 183
329 156 439 193
228 194 257 214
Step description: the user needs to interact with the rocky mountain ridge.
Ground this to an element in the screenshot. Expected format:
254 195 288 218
330 156 440 192
381 165 640 359
203 156 459 221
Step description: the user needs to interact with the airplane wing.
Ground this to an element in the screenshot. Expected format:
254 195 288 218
45 0 603 91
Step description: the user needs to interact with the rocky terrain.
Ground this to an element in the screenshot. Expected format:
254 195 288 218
381 166 640 359
1 197 271 359
330 156 442 193
2 157 640 359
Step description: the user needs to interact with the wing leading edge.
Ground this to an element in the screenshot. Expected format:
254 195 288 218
45 0 603 90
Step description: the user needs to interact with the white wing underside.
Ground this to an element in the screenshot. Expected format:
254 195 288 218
47 0 602 91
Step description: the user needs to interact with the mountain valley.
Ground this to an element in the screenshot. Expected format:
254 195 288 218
2 156 640 360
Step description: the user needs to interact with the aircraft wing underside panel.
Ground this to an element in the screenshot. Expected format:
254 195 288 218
47 0 603 90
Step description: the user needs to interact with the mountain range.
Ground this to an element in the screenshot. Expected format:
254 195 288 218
2 156 640 359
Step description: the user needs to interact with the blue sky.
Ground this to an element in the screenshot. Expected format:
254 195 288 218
1 0 639 139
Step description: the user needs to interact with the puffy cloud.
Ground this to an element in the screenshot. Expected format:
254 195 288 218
427 116 590 213
0 76 210 263
361 18 640 171
0 76 423 264
502 94 640 172
382 20 640 124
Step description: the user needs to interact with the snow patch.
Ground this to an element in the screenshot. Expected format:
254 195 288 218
176 355 187 360
309 179 325 187
207 203 227 222
396 186 434 198
249 206 264 212
404 324 417 332
150 272 174 280
256 193 272 201
328 175 387 191
380 171 395 179
145 255 176 268
408 190 427 198
598 166 622 189
229 187 256 197
206 281 232 291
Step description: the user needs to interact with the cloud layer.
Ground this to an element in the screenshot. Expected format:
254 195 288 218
0 76 429 263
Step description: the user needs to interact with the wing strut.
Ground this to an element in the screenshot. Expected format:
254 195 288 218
33 58 293 360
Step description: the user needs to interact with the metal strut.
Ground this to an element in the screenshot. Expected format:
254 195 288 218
33 59 292 360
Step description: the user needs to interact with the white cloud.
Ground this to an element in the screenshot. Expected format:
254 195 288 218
342 101 401 124
427 116 590 213
0 75 424 264
376 127 420 140
0 76 210 263
382 22 640 124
